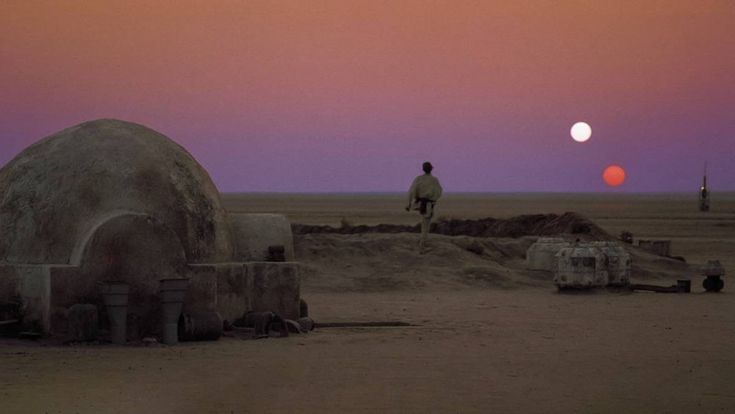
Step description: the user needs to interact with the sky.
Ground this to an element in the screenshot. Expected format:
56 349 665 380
1 0 733 192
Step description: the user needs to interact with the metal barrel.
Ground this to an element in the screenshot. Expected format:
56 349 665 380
100 282 129 344
178 311 223 341
159 278 189 345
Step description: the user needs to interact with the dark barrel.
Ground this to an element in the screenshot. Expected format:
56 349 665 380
178 311 223 341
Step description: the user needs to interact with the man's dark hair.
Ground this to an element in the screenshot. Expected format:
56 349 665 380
422 162 433 174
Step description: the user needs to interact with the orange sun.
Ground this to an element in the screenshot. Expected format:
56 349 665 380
603 165 626 187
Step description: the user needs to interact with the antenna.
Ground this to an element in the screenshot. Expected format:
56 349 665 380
699 161 710 212
703 161 708 189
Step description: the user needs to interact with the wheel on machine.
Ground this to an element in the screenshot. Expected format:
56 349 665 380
703 276 724 292
715 278 724 292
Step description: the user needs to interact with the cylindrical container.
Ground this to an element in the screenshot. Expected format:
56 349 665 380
297 317 314 332
178 311 223 341
159 278 189 345
100 282 129 345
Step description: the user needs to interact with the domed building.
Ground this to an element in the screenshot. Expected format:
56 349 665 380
0 119 299 337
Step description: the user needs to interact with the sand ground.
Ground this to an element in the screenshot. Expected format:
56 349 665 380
2 193 734 413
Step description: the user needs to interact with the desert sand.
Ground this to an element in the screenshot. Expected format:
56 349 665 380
2 193 735 413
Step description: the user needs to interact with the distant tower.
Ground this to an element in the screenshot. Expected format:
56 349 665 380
699 163 710 212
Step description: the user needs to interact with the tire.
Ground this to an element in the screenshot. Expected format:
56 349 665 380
703 276 724 292
715 278 724 292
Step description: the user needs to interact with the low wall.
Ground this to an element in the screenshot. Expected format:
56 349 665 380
248 262 301 320
0 264 53 331
0 261 301 336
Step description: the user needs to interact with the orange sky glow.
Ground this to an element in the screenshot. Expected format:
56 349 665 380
1 1 733 191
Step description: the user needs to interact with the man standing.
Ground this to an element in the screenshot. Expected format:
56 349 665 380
406 161 443 253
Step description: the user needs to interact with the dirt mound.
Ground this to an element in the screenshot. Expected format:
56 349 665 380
433 212 610 238
295 231 691 294
293 223 418 235
296 232 546 293
293 212 611 239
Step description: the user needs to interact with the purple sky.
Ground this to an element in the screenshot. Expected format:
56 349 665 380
1 1 733 192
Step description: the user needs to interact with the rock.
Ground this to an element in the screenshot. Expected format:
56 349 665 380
297 317 314 332
242 311 276 337
284 319 302 334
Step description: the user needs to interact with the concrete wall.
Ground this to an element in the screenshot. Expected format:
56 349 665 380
190 262 301 323
188 263 244 324
0 265 52 331
248 262 300 320
0 264 91 334
0 265 21 302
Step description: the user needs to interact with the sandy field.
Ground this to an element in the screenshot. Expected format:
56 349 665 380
2 193 735 413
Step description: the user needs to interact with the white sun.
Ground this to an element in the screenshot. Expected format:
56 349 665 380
570 122 592 142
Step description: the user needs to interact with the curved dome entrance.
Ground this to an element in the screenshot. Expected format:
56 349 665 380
77 213 189 337
0 119 302 337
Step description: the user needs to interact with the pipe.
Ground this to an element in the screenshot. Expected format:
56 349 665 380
629 283 688 293
0 319 20 326
314 321 415 328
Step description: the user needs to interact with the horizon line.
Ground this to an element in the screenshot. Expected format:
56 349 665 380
221 190 735 196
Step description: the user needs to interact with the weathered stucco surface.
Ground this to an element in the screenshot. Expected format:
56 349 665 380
0 119 301 335
0 119 234 265
231 214 295 262
249 262 300 320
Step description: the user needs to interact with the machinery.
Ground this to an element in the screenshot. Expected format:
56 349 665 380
554 244 609 289
526 237 570 271
702 260 725 292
